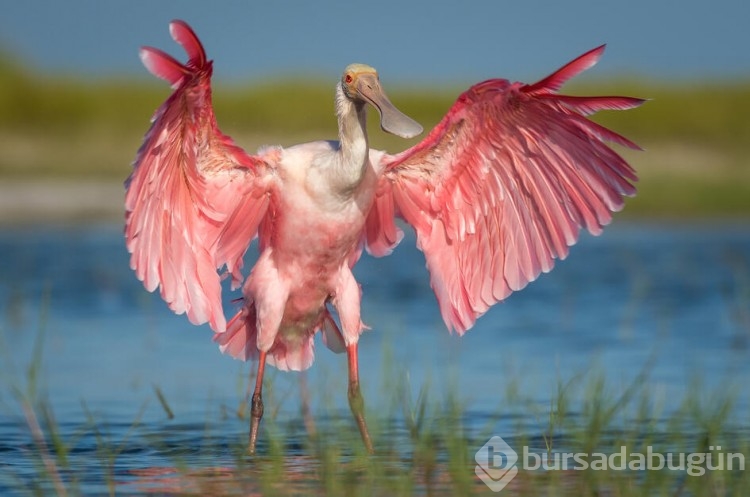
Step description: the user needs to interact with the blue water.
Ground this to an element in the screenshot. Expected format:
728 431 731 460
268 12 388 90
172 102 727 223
1 222 749 493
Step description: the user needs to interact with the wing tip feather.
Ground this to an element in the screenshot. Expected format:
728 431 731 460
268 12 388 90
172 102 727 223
169 19 208 68
524 44 607 96
139 46 189 86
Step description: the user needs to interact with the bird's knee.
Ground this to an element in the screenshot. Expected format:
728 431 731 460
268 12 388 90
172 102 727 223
348 381 365 411
251 393 264 419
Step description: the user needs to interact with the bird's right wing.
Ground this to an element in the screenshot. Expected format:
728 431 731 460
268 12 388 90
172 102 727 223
125 20 278 333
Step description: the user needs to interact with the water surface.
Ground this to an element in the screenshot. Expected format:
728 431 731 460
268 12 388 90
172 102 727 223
1 222 748 493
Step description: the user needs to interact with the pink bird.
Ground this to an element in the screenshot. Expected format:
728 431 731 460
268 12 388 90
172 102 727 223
125 20 643 454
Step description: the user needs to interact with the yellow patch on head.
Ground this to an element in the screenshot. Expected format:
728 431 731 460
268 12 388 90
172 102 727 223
344 63 377 76
341 63 378 99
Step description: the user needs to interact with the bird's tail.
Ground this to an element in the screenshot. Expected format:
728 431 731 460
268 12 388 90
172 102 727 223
213 303 345 371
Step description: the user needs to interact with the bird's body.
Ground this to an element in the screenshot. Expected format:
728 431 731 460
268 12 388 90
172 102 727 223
126 20 644 453
220 139 381 371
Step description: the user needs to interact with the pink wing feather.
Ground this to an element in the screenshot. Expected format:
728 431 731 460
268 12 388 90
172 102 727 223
125 20 276 333
366 45 644 334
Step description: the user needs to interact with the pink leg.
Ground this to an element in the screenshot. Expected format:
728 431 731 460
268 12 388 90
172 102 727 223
333 266 372 453
244 251 287 454
347 343 374 454
248 350 267 455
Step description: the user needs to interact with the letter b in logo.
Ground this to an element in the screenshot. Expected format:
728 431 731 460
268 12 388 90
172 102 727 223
475 436 519 492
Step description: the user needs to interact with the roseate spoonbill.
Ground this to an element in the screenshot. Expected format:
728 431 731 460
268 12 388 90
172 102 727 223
125 20 643 454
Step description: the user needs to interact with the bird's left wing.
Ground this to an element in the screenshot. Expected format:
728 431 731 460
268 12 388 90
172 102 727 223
125 20 277 333
365 45 643 334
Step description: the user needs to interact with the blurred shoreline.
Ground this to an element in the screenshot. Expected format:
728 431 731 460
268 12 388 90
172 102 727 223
2 64 749 223
1 177 748 228
0 180 124 225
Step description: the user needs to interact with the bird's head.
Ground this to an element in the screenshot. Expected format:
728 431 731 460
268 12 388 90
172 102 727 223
341 64 423 139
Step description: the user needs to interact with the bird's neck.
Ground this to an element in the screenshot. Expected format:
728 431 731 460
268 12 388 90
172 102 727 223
334 84 370 189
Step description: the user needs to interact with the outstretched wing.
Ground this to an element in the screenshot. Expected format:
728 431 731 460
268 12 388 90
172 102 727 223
125 20 277 333
365 45 644 334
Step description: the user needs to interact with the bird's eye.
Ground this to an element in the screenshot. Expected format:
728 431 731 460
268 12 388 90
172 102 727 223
345 74 353 84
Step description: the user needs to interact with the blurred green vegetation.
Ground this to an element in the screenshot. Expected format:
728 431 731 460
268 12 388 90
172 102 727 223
1 53 749 217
